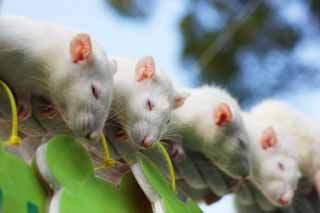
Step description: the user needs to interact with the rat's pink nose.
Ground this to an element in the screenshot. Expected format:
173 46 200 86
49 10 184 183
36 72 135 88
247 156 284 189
278 197 288 206
140 135 156 148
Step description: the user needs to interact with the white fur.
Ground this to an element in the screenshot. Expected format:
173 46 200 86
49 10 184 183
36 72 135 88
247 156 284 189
172 85 250 178
249 100 320 177
110 57 183 145
243 100 320 206
0 16 116 136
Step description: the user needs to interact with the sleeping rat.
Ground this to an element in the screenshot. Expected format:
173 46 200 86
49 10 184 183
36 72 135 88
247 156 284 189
74 56 189 183
248 100 320 197
0 16 116 139
170 85 250 179
242 100 318 206
109 56 189 148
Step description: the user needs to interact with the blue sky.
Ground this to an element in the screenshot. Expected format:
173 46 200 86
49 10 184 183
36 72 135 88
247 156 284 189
2 0 320 212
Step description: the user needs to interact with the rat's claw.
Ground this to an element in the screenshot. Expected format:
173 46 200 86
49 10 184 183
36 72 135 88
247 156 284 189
39 104 58 119
114 160 130 173
170 143 185 162
17 103 31 121
114 129 128 142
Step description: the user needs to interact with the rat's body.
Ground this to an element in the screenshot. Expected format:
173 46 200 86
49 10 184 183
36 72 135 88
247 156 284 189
108 56 188 148
0 16 116 137
171 86 250 179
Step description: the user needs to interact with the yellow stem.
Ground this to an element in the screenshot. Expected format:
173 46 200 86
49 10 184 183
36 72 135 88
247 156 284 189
94 133 115 170
0 80 21 146
156 140 176 193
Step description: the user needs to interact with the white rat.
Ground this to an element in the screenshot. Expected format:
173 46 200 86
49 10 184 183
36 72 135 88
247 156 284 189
0 16 116 138
108 56 189 148
171 85 250 179
250 100 320 192
242 100 320 206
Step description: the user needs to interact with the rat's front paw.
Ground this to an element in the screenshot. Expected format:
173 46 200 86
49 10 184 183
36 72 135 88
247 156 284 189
17 102 32 121
115 129 128 142
39 101 58 119
170 143 185 162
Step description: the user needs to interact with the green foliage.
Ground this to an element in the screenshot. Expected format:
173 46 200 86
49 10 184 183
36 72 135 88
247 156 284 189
0 142 46 213
106 0 154 19
37 135 150 213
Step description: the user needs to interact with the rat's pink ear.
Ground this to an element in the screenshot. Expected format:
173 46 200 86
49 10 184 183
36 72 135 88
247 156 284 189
261 127 277 150
214 103 232 126
135 56 156 82
174 92 190 109
70 33 92 63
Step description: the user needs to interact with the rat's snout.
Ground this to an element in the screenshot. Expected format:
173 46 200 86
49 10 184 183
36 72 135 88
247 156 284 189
140 135 157 148
277 188 294 206
277 196 289 206
132 122 160 148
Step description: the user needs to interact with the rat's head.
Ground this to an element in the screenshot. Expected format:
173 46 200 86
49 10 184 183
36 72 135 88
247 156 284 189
173 87 250 179
248 125 300 206
54 33 117 139
125 56 189 148
208 102 250 179
258 153 301 206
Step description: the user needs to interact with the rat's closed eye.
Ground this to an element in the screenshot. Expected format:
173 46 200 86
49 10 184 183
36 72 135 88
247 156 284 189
146 99 154 111
237 138 246 149
278 162 285 171
91 84 101 100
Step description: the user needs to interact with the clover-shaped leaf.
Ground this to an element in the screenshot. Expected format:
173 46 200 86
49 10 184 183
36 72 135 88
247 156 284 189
36 135 151 213
0 140 46 213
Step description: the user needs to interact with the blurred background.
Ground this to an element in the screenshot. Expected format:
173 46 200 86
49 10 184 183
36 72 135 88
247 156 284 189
1 0 320 212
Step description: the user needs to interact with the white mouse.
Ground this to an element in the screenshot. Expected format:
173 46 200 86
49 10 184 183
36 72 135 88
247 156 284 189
0 16 116 138
108 56 189 148
171 85 250 179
